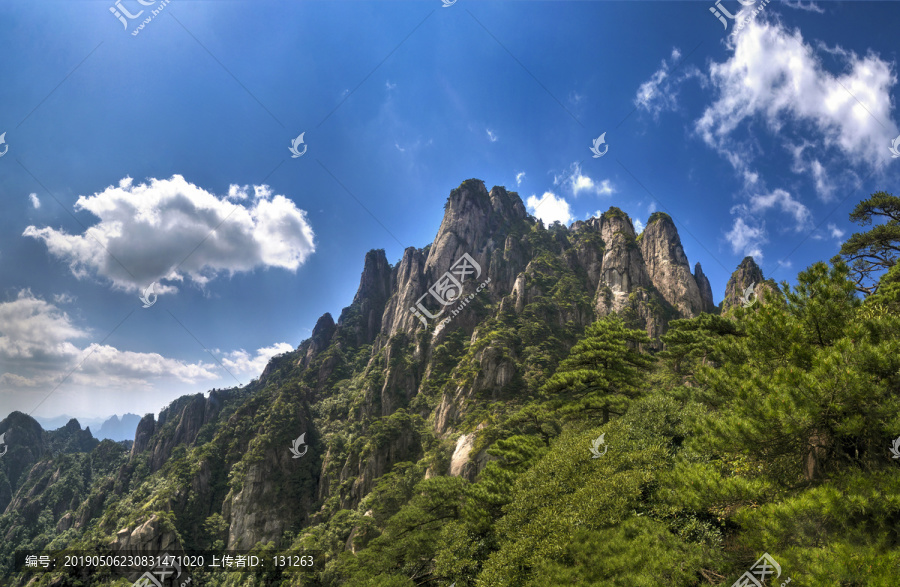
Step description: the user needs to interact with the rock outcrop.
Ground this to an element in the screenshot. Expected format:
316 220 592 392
639 212 705 317
694 262 716 313
723 256 766 311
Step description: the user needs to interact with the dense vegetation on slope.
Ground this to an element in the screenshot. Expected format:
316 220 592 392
2 191 899 586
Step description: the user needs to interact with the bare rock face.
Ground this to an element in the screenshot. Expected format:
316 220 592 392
150 394 218 472
595 208 650 315
449 433 474 477
130 414 155 458
723 256 765 311
339 249 393 347
110 514 180 552
694 262 716 313
381 180 529 343
299 313 336 368
639 213 704 317
569 218 604 292
381 247 430 338
0 412 45 509
130 394 222 473
425 181 527 283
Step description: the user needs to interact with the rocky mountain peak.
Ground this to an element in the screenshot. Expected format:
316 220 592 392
599 207 636 243
425 180 527 278
693 262 716 313
339 250 393 347
723 256 765 311
638 212 704 317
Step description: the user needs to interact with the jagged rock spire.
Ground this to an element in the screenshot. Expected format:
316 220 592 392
723 256 765 311
694 262 715 313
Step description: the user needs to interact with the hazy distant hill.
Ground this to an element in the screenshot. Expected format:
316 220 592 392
95 413 141 442
34 413 141 442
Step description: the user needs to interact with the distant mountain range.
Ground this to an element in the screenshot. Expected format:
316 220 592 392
33 413 142 442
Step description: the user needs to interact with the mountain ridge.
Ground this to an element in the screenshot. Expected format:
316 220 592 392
0 178 773 585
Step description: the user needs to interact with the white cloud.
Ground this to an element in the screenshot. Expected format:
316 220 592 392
219 342 294 375
0 290 220 392
696 18 898 188
555 162 615 197
526 192 572 226
486 129 498 143
395 143 405 152
745 189 812 231
23 175 316 294
386 81 396 90
648 202 657 214
516 172 525 186
634 49 703 119
633 219 645 234
827 223 845 240
29 193 40 209
52 293 76 304
725 217 766 260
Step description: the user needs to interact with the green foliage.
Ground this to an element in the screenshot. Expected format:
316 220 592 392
838 190 900 294
542 315 652 422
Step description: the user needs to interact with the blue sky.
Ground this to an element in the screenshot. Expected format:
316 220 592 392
1 0 898 420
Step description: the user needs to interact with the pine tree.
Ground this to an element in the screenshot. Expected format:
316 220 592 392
837 190 900 294
542 315 652 423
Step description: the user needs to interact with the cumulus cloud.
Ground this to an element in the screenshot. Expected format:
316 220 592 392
725 217 766 260
526 192 572 226
827 223 845 240
23 175 315 294
0 290 221 392
516 172 525 186
29 193 40 209
486 129 498 143
219 342 294 375
633 219 645 234
696 18 898 189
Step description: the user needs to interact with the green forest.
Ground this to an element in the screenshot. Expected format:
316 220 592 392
2 191 900 586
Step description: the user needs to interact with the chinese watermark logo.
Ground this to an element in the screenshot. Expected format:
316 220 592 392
0 132 8 157
0 433 7 458
590 133 608 158
889 436 900 459
731 553 790 587
289 432 308 458
140 282 158 308
133 553 189 587
889 135 900 159
110 0 172 37
740 282 757 308
289 133 307 158
709 0 771 35
410 253 490 328
589 433 608 458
